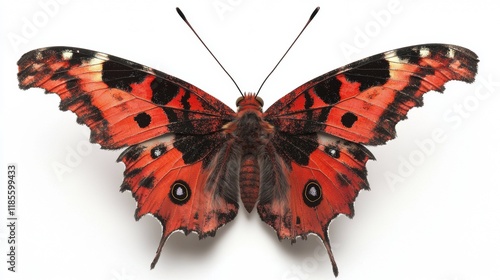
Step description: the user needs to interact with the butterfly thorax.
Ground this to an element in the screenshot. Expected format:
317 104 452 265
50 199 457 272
222 93 274 212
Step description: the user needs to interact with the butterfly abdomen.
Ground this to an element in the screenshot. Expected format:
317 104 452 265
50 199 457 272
240 153 260 212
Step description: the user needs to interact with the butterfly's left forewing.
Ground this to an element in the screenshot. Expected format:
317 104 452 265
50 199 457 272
260 44 478 276
17 47 235 148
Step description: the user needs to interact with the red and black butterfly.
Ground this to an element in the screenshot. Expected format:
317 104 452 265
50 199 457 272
17 7 478 277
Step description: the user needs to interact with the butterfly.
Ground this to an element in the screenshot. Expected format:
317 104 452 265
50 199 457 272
17 7 478 277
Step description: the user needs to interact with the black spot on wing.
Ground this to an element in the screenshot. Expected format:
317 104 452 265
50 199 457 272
64 77 80 96
325 145 340 159
181 90 191 110
428 45 452 58
50 67 72 81
134 112 151 128
395 47 421 64
162 107 178 123
304 91 314 109
151 144 167 159
344 57 390 91
127 168 142 177
65 50 92 66
313 77 341 104
139 176 154 189
303 91 316 121
303 180 322 208
317 107 331 123
169 180 191 205
101 60 148 92
341 112 358 128
151 77 179 105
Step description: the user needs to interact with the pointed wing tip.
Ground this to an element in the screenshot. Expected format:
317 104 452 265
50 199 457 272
17 48 37 66
150 233 169 270
321 237 339 277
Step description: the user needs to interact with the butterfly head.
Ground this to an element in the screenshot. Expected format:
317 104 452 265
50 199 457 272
236 92 264 112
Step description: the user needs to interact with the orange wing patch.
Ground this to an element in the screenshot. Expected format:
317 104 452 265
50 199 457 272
18 47 235 149
118 133 239 268
264 44 478 145
258 133 373 276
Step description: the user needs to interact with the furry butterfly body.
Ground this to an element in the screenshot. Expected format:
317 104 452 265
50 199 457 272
17 35 477 276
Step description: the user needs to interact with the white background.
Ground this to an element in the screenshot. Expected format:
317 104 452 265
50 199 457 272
1 0 499 279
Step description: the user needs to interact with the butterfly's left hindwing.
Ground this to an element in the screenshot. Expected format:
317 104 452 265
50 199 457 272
118 133 240 268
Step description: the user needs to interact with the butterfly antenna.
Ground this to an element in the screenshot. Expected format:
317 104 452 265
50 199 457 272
256 7 320 96
176 8 244 97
